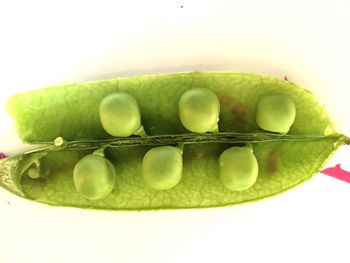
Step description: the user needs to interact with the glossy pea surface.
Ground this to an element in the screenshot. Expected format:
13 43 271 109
142 146 183 190
99 93 141 137
73 154 116 200
179 88 220 133
256 94 296 133
219 146 259 191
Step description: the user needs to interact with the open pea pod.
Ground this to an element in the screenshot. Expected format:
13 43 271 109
0 72 348 210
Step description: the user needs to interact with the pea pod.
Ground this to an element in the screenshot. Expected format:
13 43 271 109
0 72 348 210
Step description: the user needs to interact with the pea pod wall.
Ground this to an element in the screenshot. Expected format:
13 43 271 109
0 72 348 210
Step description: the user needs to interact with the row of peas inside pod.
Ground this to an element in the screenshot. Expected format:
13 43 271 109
71 88 296 200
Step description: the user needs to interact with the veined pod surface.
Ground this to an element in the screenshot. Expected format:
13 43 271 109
0 72 348 210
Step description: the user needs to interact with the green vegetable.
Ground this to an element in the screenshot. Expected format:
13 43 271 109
27 160 42 179
179 88 220 133
99 92 142 137
256 94 296 133
73 150 116 200
27 167 41 179
142 146 183 190
218 146 259 191
1 72 348 211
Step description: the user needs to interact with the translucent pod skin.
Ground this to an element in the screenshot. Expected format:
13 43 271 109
219 146 259 191
73 154 116 200
179 88 220 133
99 93 141 137
142 146 183 190
3 72 347 211
256 94 296 133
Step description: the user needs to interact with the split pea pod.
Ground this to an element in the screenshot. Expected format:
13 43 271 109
0 72 348 210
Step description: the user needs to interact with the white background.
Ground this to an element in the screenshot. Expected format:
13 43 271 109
0 1 350 262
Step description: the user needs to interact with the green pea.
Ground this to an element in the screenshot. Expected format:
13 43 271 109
179 88 220 133
218 146 259 191
256 94 296 133
73 154 116 200
27 167 41 179
27 160 49 179
99 93 141 137
142 146 183 190
26 160 41 179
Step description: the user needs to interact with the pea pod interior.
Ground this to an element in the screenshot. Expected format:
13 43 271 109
1 72 348 210
7 72 333 142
